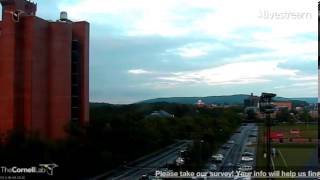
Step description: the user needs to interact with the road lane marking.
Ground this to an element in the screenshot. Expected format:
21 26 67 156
277 149 288 167
271 156 275 171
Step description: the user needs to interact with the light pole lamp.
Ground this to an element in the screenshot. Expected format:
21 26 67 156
259 92 276 179
199 140 204 164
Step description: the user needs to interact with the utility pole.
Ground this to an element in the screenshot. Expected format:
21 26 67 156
317 1 320 163
259 93 276 180
199 140 204 165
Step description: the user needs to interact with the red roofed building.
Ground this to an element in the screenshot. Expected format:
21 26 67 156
272 101 293 111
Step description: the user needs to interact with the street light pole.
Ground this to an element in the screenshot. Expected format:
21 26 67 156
259 92 276 180
266 111 271 176
199 140 204 165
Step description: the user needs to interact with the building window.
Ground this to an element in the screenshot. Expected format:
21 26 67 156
71 40 81 121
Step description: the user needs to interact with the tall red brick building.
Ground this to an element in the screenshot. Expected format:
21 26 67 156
0 0 89 140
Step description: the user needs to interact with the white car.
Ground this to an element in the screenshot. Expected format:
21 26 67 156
238 165 253 172
212 154 224 162
246 141 252 146
208 164 217 171
241 156 254 162
228 140 235 144
176 157 184 165
212 154 224 158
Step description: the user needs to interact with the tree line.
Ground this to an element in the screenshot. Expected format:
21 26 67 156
0 102 243 179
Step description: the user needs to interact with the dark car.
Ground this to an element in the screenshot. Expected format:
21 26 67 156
222 144 231 149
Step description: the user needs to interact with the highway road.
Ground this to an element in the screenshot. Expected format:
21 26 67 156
204 123 258 179
106 141 191 180
92 124 257 180
221 123 257 171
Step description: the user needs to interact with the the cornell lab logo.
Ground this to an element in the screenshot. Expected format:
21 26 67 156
1 163 58 176
39 163 59 176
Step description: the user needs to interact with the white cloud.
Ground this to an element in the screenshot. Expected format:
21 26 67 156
60 0 317 63
128 69 153 75
240 38 317 60
192 0 316 37
138 82 180 90
59 0 316 37
166 42 226 59
58 0 206 36
289 75 317 81
291 82 317 87
274 82 317 90
158 61 298 86
57 0 317 101
286 75 317 92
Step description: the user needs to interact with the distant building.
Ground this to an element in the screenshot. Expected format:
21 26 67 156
209 104 219 108
196 99 206 108
0 0 89 140
244 93 259 107
147 110 174 118
309 110 318 118
295 106 303 112
272 101 292 111
245 106 258 113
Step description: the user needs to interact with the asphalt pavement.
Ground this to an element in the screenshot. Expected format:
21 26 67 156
204 123 258 179
106 141 191 180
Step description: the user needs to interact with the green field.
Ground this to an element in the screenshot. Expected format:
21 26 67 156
256 123 317 171
272 147 315 170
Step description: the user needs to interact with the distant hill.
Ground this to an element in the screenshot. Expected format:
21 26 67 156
139 94 249 105
138 95 317 106
288 98 318 104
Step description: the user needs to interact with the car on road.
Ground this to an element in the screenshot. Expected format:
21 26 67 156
249 134 257 137
236 163 241 168
238 165 253 172
241 156 254 162
211 154 224 162
242 152 254 156
139 174 149 180
176 157 185 165
226 162 234 167
222 144 231 149
159 168 170 172
227 140 235 144
208 164 217 171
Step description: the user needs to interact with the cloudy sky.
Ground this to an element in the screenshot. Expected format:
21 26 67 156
6 0 318 103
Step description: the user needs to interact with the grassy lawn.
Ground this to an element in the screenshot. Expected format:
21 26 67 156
256 123 317 171
256 124 265 170
273 147 315 170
